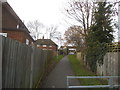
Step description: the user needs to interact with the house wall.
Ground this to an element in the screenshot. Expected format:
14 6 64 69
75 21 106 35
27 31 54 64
1 30 24 42
37 45 57 51
23 32 34 45
2 6 18 29
1 30 33 45
37 45 57 56
2 4 34 45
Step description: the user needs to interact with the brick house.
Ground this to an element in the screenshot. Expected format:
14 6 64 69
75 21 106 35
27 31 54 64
0 2 34 45
34 38 58 52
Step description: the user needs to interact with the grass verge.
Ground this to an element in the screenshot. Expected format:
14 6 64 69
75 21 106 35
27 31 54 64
53 55 64 63
68 55 108 89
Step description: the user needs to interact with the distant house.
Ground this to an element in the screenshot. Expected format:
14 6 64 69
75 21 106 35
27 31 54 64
34 38 58 52
0 2 34 45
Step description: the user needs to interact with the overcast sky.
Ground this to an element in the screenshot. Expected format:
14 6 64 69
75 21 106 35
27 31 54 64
7 0 73 46
8 0 65 24
7 0 70 31
7 0 119 45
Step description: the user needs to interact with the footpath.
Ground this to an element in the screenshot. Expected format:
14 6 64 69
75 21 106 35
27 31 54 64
41 56 80 88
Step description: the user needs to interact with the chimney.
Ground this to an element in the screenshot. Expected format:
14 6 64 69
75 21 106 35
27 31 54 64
42 36 44 39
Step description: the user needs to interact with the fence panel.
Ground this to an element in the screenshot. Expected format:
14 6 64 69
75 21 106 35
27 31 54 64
2 36 52 88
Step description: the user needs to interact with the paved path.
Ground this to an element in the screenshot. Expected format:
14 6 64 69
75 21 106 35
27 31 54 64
41 56 80 88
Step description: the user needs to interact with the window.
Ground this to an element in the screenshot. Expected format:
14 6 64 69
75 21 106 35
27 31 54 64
0 33 7 37
37 44 40 47
17 24 19 29
26 39 29 45
43 45 47 47
49 45 52 47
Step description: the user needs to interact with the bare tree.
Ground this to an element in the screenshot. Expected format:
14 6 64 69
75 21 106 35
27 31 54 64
65 0 96 35
46 25 61 40
64 25 85 51
27 20 44 40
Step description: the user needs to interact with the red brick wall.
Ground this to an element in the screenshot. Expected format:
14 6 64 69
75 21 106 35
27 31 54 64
23 32 34 45
2 30 24 43
2 30 34 45
2 5 34 45
37 45 57 51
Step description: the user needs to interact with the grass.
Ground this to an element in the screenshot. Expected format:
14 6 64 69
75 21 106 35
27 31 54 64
68 55 108 87
53 55 64 63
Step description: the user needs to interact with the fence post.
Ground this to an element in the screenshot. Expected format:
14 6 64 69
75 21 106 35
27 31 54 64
30 46 35 88
67 76 69 89
0 27 1 90
109 78 113 90
0 1 2 89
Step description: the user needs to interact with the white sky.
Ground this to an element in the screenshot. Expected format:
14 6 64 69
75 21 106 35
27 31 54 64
7 0 72 46
6 0 120 45
8 0 66 25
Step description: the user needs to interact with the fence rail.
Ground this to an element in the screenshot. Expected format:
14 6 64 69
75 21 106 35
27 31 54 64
67 76 120 89
107 42 120 52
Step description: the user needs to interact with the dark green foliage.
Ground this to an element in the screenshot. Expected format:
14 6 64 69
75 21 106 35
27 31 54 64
92 1 114 43
86 32 108 72
85 1 114 72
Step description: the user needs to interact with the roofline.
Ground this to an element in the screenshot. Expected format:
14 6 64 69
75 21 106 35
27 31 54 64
2 2 30 33
34 39 58 46
2 27 29 32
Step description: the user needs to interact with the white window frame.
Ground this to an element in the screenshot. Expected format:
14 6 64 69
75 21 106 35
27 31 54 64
26 39 29 45
37 44 40 47
49 45 52 47
0 33 7 37
43 45 47 47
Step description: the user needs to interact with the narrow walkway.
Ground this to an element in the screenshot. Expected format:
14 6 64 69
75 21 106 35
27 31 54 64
41 56 80 88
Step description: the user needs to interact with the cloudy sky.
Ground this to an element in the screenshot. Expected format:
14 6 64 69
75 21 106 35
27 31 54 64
8 0 66 24
7 0 119 44
7 0 73 46
7 0 70 30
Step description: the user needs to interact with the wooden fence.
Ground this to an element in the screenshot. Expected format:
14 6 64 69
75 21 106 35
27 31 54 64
2 36 52 88
107 42 120 52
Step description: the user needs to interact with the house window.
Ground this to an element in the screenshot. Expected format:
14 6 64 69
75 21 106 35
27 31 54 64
49 45 52 47
26 39 29 45
17 24 19 29
0 33 7 37
43 45 47 47
37 44 40 47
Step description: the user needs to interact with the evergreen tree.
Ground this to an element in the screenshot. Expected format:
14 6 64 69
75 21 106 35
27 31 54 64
92 1 114 43
85 0 114 72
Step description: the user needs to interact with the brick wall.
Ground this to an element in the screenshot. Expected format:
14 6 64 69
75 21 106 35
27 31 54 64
37 45 57 51
2 30 34 45
2 30 24 43
2 3 34 45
